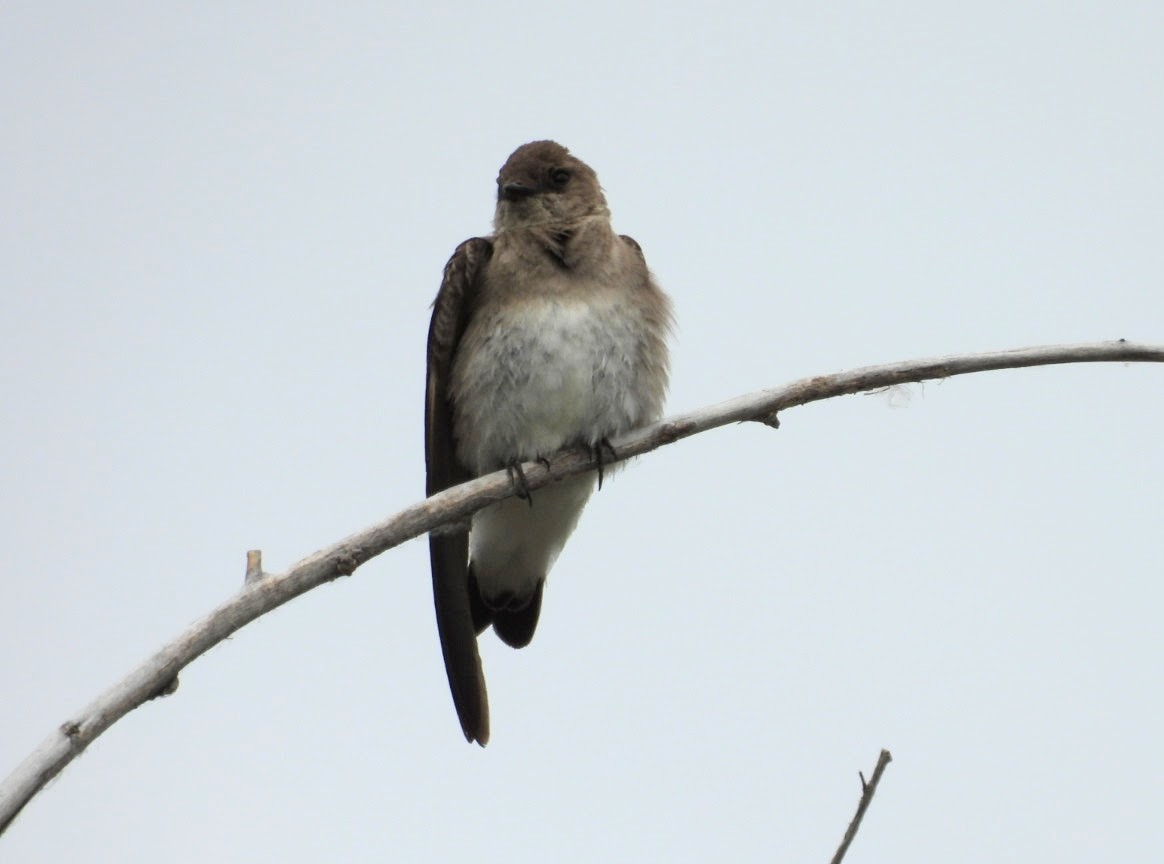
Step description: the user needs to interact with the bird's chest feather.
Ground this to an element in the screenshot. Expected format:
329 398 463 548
450 280 649 473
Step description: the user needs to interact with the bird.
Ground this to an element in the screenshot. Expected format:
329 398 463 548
425 140 672 745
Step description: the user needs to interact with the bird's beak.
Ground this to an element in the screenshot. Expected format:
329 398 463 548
499 182 536 202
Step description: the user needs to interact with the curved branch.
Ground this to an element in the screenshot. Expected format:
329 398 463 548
2 340 1160 834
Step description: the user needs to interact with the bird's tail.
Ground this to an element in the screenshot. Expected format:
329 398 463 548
469 564 544 648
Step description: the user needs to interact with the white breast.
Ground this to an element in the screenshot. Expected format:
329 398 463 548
451 287 653 475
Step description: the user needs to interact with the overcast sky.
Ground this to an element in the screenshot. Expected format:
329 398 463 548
2 2 1162 862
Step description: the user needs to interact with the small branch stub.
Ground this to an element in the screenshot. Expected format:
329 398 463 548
245 550 264 585
148 677 179 701
335 548 363 577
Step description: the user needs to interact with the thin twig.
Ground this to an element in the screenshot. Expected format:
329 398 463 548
830 749 893 864
1 340 1161 835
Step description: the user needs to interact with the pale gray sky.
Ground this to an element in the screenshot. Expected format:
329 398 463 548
2 2 1162 861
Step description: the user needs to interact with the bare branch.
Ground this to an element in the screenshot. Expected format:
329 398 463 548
830 749 893 864
2 340 1160 834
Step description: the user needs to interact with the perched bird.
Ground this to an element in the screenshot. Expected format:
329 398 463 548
425 141 672 745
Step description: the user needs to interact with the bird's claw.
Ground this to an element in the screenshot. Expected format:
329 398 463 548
507 461 534 508
590 438 618 490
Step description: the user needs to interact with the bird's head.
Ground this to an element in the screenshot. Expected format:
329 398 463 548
493 141 609 231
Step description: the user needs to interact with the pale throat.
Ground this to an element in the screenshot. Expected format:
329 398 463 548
493 201 611 233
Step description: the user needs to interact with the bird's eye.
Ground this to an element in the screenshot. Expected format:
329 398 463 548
550 168 571 186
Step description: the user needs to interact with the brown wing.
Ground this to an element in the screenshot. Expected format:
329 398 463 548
619 234 644 260
426 236 493 746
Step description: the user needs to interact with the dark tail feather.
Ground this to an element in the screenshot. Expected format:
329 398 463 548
468 564 494 635
430 534 489 746
492 579 544 648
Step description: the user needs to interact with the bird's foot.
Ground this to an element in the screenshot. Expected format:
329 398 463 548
506 460 534 508
590 438 618 490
